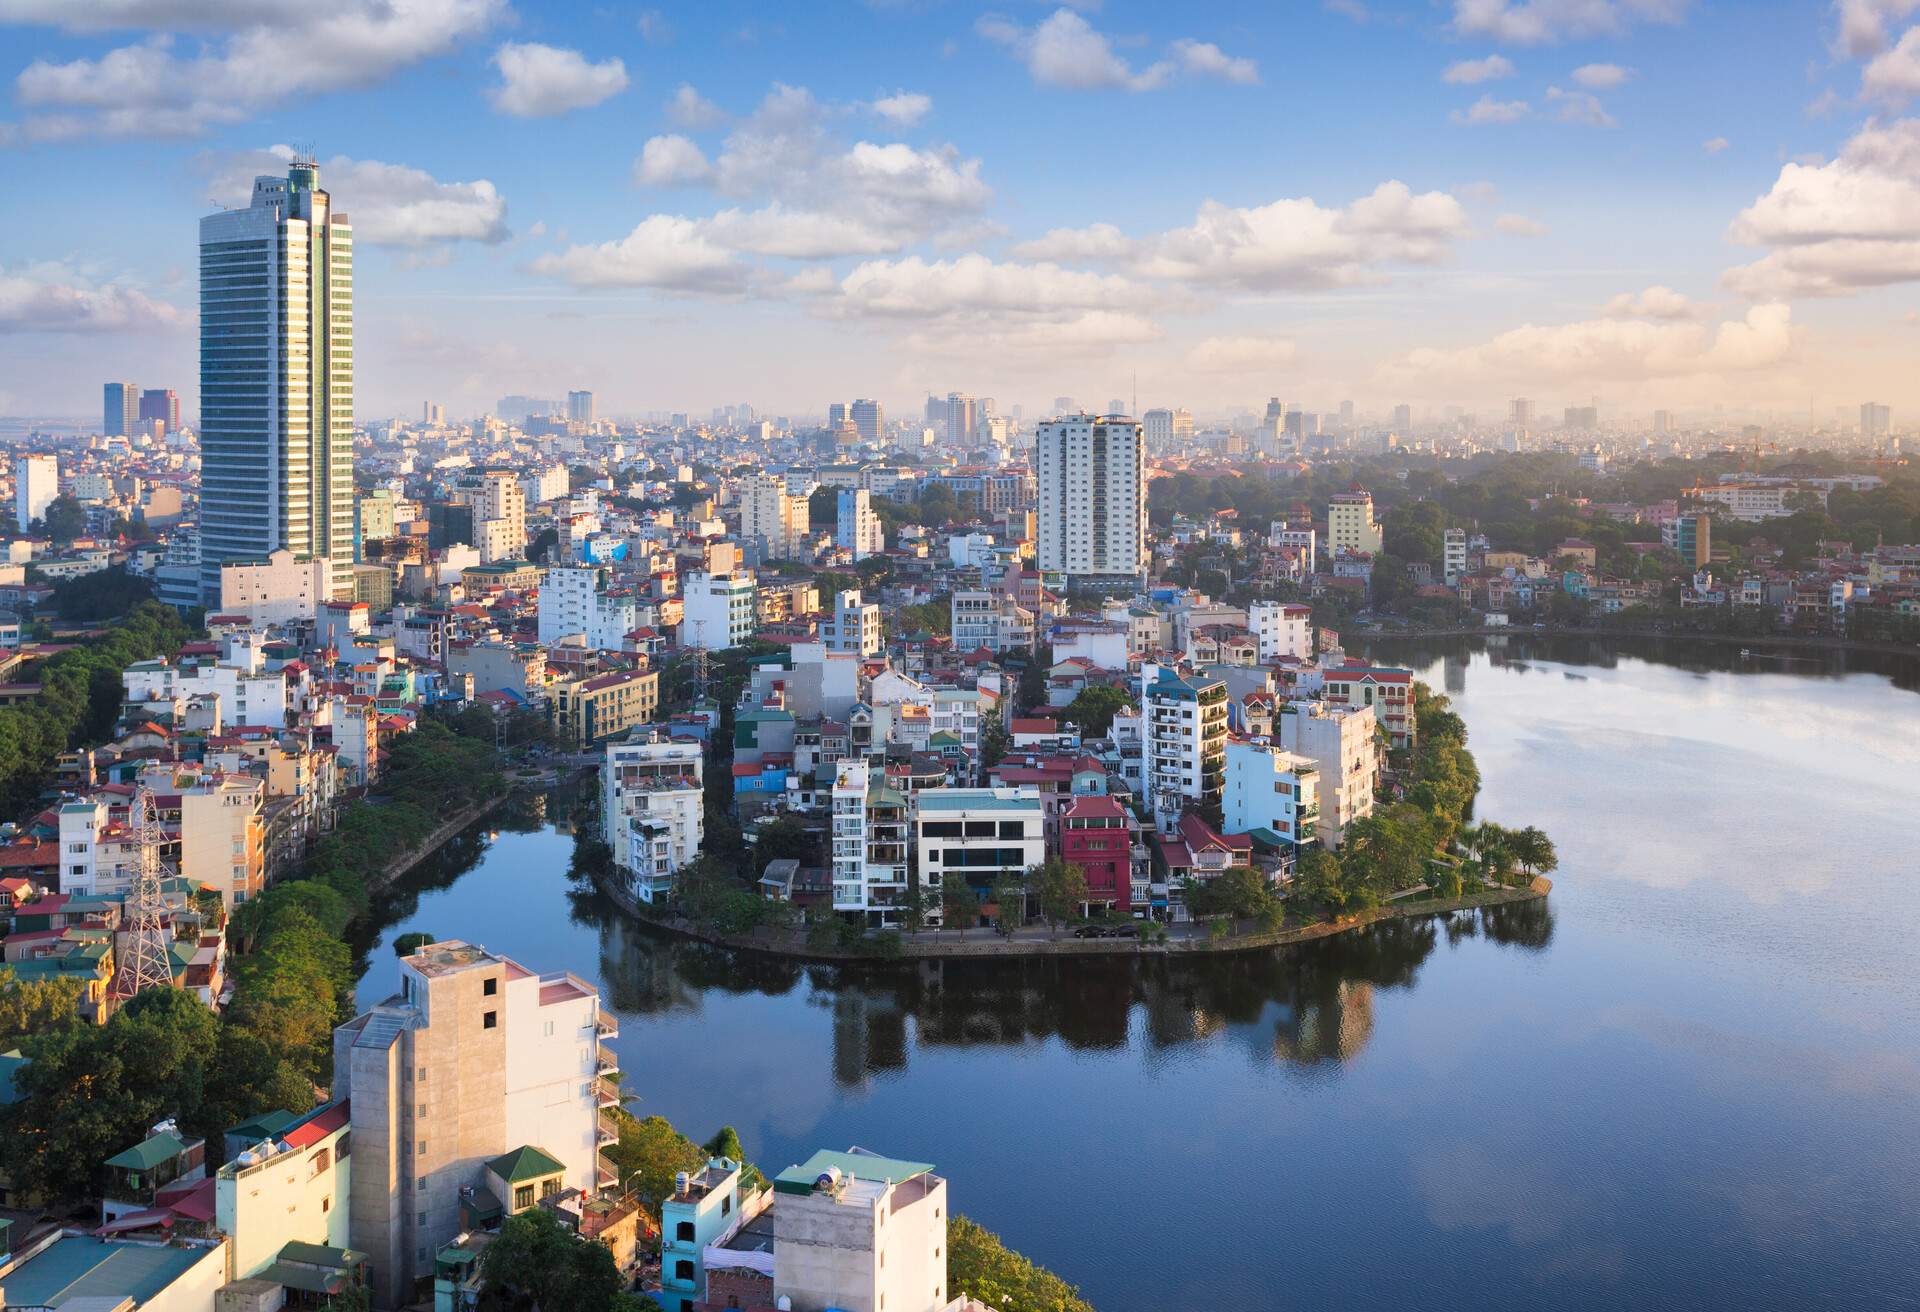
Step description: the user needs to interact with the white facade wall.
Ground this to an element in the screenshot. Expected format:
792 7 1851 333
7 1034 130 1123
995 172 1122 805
1036 416 1145 579
218 549 334 625
1222 739 1320 845
682 571 758 649
14 453 57 529
1247 602 1312 662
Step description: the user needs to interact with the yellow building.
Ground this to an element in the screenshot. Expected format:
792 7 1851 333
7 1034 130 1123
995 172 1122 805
549 669 661 747
1327 487 1383 557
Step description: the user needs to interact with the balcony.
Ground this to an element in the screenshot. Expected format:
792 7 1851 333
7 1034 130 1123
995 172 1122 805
597 1045 620 1076
596 1153 618 1190
596 1013 619 1040
594 1077 620 1109
598 1112 620 1148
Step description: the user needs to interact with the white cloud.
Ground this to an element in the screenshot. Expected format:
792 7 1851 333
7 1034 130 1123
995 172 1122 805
1325 0 1371 21
1546 85 1616 126
214 144 509 248
525 215 749 293
1602 284 1696 318
1452 94 1532 124
1443 54 1516 84
1571 62 1631 88
1703 135 1730 153
488 42 627 117
869 90 932 126
636 8 671 44
1388 304 1793 387
1451 0 1688 45
1010 222 1133 260
1186 334 1298 374
980 10 1256 91
1832 0 1920 58
1170 38 1260 85
1724 117 1920 298
1863 26 1920 103
634 134 714 186
0 262 183 333
1496 212 1549 236
666 83 726 130
700 205 901 259
834 253 1153 318
9 0 502 138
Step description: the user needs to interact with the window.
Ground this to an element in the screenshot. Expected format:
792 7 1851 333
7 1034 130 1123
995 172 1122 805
483 1011 497 1029
515 1185 534 1210
483 976 498 996
674 1259 694 1281
721 1194 731 1216
676 1221 695 1242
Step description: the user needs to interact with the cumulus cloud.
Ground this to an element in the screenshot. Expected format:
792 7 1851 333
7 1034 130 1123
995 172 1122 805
834 253 1153 318
634 134 713 186
1010 222 1134 261
1496 212 1549 236
1443 54 1516 84
1452 94 1532 124
488 42 627 117
1451 0 1689 45
1723 117 1920 298
525 215 749 293
869 90 932 125
0 262 183 333
1388 303 1792 387
1546 85 1616 126
8 0 501 138
1832 0 1920 58
1863 27 1920 102
666 83 726 130
1572 62 1631 88
979 9 1257 91
1703 135 1730 153
1185 334 1299 374
213 144 510 248
1602 285 1696 318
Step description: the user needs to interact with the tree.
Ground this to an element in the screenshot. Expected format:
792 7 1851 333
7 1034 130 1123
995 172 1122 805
989 871 1025 933
478 1206 647 1312
604 1112 703 1211
392 931 436 957
0 967 83 1048
941 876 977 937
701 1125 768 1193
37 494 86 544
1509 826 1558 878
1028 858 1089 938
947 1215 1094 1312
752 816 820 872
1063 685 1132 739
1188 866 1282 929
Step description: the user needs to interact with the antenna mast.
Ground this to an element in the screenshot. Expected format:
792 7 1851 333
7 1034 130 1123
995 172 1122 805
123 787 179 997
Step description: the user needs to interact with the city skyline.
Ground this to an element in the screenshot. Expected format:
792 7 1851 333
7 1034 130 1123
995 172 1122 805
4 2 1920 422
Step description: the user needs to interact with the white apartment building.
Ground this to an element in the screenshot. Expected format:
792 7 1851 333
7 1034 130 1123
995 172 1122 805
1247 602 1312 662
835 488 884 560
521 464 570 506
217 549 334 626
215 1100 353 1284
335 942 619 1308
911 788 1044 927
830 760 909 925
1141 665 1228 832
1691 483 1810 521
464 469 526 564
682 570 758 649
57 798 140 897
1222 739 1320 849
1141 407 1193 449
1327 488 1383 557
740 474 811 561
1443 529 1468 586
771 1148 951 1312
538 565 638 651
14 453 57 530
821 589 881 657
123 653 291 730
602 734 705 903
930 688 986 753
1274 701 1380 848
1268 521 1317 574
950 590 1032 655
1036 415 1145 582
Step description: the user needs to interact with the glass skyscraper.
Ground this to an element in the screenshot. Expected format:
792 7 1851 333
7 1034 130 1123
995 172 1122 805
198 159 354 602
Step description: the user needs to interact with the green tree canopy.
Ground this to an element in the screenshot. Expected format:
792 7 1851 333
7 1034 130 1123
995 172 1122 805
477 1206 647 1312
947 1215 1094 1312
1063 685 1132 738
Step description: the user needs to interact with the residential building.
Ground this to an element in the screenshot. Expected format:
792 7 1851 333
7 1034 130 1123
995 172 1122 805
567 389 596 423
1664 513 1712 569
1321 663 1416 749
1443 529 1468 586
538 565 638 650
1036 414 1146 583
1862 401 1891 437
140 387 181 433
821 589 881 657
602 733 705 902
912 787 1044 926
836 488 884 560
1327 487 1383 557
215 1100 353 1283
199 158 355 602
13 454 57 531
1141 666 1227 833
1142 406 1193 448
1689 483 1806 521
217 549 334 626
739 474 811 562
830 760 909 926
549 669 660 747
1058 793 1141 917
0 1234 228 1310
104 381 139 437
851 397 884 444
179 773 267 909
1222 739 1320 849
1247 602 1311 662
682 570 758 650
333 941 618 1308
771 1148 949 1312
661 1158 744 1312
1274 702 1379 848
950 590 1032 655
462 469 527 564
1267 520 1317 574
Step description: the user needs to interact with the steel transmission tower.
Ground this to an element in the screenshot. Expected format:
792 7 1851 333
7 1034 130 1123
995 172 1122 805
122 787 179 996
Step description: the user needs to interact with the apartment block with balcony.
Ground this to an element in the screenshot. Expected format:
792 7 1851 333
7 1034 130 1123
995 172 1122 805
1274 701 1380 849
1222 738 1320 849
602 733 704 903
1141 665 1227 833
912 787 1044 927
660 1157 744 1312
830 760 910 926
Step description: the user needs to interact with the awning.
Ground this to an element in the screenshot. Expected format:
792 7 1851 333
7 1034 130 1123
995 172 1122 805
260 1262 348 1295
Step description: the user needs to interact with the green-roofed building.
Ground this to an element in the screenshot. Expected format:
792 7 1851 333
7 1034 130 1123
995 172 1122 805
102 1125 205 1220
0 1234 226 1307
769 1147 950 1312
224 1108 298 1159
485 1145 566 1215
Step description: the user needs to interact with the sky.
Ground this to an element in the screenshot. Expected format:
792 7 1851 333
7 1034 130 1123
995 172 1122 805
3 0 1920 427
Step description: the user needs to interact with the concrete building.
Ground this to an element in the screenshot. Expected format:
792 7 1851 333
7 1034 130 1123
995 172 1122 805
13 453 57 531
462 469 526 564
1664 513 1712 569
1327 487 1383 557
603 733 705 902
1059 793 1142 916
104 380 139 437
179 773 267 909
140 387 181 433
1036 414 1145 583
0 1233 228 1311
836 488 884 560
1247 602 1311 662
682 570 758 650
950 590 1032 655
549 668 660 747
830 760 909 926
1142 406 1193 449
214 1100 353 1283
1142 665 1228 833
661 1158 743 1312
538 565 637 651
1321 663 1416 750
771 1148 949 1312
1443 529 1468 587
1274 701 1379 848
199 158 355 602
739 474 811 562
821 589 881 657
334 941 618 1308
851 397 884 444
1222 739 1320 849
216 549 334 626
912 787 1044 926
567 389 596 423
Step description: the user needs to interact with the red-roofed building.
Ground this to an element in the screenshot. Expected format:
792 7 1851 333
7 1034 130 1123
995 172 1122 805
1059 794 1142 916
1321 662 1416 749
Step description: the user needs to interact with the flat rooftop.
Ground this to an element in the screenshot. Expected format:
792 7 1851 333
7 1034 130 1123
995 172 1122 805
720 1208 777 1254
405 940 500 976
774 1148 935 1199
2 1234 212 1306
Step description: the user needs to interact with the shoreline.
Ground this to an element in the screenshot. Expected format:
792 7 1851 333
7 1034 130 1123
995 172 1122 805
584 869 1553 962
1351 624 1919 658
364 789 513 892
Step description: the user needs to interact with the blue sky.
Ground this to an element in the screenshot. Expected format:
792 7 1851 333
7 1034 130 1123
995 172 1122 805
3 0 1918 426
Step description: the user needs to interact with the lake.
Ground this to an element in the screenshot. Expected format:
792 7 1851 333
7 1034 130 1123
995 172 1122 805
355 637 1920 1311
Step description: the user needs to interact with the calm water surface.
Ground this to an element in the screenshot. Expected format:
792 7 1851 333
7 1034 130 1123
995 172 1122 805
356 638 1920 1311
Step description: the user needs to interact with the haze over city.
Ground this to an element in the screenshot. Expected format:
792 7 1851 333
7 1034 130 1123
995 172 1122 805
6 0 1920 421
